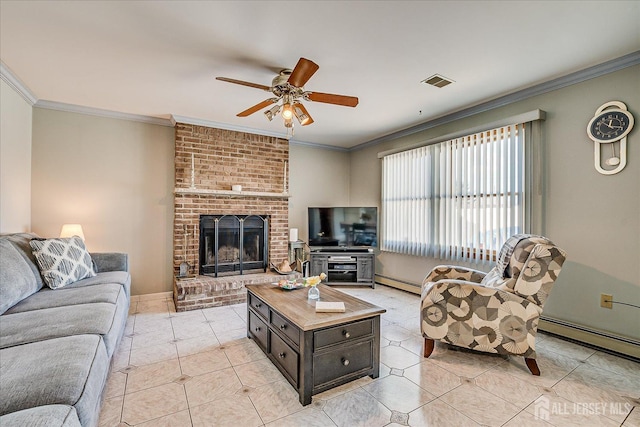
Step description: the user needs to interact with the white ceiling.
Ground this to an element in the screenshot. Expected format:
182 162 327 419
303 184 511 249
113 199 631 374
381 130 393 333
1 1 639 149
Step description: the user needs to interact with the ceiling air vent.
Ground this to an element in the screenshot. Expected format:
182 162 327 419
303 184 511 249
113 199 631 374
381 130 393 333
421 74 454 88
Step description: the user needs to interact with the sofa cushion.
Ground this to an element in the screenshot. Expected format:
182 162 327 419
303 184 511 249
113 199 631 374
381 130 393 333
0 240 41 315
0 405 81 427
61 270 131 299
90 252 129 273
1 233 45 290
0 295 128 357
4 283 124 314
0 335 109 427
29 237 96 289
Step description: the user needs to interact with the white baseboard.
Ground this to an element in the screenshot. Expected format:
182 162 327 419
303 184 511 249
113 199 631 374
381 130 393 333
376 274 639 360
130 291 173 303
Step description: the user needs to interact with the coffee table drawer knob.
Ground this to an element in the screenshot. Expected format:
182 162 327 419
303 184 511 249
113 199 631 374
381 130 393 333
341 358 350 366
255 303 262 308
255 326 261 332
280 324 287 330
342 330 350 339
279 352 286 359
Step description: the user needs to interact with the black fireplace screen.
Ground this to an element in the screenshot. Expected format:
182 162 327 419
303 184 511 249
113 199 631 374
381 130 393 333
199 215 268 277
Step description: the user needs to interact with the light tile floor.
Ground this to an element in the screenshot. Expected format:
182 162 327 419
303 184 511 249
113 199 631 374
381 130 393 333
100 285 640 426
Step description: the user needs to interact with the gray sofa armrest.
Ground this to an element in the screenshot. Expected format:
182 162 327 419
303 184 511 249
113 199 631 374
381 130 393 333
90 253 129 273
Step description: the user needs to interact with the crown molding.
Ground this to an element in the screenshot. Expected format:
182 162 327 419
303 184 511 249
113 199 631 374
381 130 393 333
4 51 637 152
288 139 349 152
351 50 640 151
35 100 173 127
0 61 37 105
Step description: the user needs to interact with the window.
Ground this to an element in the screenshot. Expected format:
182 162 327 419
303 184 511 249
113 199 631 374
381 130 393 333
381 123 527 263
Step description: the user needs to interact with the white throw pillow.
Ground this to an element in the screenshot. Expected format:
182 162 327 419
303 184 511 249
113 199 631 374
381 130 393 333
29 236 96 289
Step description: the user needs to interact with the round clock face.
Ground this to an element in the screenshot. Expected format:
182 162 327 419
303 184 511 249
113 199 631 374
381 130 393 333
587 109 634 143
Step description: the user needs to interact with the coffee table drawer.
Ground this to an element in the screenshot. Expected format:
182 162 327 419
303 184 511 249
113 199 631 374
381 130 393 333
270 331 299 385
314 318 374 350
248 311 268 351
313 340 373 386
248 293 269 320
270 310 300 346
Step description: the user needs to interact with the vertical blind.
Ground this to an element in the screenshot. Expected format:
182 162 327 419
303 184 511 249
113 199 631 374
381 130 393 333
381 123 526 263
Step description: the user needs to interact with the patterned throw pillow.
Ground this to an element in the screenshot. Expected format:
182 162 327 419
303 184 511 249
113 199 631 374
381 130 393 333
29 236 96 289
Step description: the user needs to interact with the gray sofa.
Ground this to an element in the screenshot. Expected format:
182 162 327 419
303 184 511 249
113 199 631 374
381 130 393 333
0 233 130 427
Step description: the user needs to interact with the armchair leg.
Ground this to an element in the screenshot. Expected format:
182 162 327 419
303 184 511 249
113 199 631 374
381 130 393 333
423 338 435 358
525 358 540 376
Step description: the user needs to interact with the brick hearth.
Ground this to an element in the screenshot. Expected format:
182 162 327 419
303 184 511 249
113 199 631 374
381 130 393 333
172 123 291 310
173 271 299 312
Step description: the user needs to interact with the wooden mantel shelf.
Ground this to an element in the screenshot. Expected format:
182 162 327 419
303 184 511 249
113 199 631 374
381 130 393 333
174 187 290 198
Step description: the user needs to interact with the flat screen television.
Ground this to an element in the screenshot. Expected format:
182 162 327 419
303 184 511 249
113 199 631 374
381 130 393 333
308 207 378 248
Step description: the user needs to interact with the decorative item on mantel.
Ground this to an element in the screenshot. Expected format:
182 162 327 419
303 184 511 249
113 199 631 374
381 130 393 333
189 152 197 190
283 160 288 194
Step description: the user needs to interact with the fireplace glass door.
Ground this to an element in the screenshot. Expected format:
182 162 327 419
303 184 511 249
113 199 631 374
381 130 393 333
200 215 268 277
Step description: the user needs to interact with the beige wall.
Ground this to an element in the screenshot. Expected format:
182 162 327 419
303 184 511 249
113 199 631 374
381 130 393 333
22 64 640 340
31 108 175 296
28 110 351 296
0 79 32 233
288 144 351 241
350 65 640 340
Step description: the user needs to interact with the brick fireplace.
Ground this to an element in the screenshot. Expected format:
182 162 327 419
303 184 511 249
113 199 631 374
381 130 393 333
172 123 293 311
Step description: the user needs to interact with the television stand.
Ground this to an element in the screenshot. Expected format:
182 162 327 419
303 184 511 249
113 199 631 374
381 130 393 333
310 249 375 288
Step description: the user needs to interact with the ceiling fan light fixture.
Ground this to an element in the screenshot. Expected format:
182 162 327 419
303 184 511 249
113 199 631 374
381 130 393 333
284 117 294 128
293 103 312 126
264 104 281 121
296 112 310 126
282 102 294 120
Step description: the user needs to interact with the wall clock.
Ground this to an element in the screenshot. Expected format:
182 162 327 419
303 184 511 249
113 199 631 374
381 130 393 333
586 101 634 175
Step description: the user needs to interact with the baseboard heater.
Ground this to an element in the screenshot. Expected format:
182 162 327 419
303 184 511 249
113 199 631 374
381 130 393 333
375 274 421 295
538 317 640 360
375 274 640 361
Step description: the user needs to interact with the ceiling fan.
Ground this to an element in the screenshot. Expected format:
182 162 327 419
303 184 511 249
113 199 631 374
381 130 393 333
216 57 358 136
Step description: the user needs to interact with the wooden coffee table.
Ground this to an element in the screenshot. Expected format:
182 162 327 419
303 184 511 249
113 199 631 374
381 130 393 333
246 283 386 405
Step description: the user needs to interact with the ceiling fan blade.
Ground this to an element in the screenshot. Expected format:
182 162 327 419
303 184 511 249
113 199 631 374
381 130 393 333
307 91 359 107
287 58 319 88
237 98 278 117
216 77 271 91
293 102 314 126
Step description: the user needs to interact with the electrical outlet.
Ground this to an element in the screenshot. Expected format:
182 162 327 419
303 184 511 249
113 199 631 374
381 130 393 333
600 293 613 309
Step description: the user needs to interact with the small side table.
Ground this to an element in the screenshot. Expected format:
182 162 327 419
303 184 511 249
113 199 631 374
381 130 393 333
288 240 307 272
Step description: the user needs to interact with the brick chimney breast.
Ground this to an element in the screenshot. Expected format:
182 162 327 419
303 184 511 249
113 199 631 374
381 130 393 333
172 123 291 311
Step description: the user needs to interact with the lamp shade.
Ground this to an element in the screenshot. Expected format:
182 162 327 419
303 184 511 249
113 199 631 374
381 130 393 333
60 224 85 241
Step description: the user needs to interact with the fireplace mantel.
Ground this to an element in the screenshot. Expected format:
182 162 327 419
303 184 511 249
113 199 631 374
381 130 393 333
174 188 290 198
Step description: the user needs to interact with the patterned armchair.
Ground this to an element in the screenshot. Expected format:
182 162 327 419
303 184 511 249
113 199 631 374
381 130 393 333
420 234 566 375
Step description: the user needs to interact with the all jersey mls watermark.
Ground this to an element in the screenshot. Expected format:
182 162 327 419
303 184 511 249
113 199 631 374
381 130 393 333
534 395 632 421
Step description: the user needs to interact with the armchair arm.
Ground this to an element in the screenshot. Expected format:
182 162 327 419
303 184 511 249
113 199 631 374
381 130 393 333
423 265 487 287
90 252 129 273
